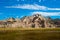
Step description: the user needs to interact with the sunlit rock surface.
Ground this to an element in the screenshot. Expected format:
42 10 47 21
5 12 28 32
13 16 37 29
0 14 55 28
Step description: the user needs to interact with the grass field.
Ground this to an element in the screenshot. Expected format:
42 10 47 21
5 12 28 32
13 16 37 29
0 28 60 40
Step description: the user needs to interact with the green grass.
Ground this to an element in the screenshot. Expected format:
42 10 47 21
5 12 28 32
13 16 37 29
0 28 60 40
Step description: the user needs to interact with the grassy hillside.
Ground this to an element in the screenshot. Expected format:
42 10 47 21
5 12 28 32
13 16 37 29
0 28 60 40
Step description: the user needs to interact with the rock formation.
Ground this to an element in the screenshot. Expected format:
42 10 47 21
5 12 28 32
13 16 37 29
0 14 55 28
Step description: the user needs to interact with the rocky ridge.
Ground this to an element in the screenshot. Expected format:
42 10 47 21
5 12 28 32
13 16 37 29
0 14 55 28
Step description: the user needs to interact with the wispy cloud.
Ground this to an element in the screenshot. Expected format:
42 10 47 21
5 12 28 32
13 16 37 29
31 12 60 16
48 8 60 10
5 4 47 10
5 4 60 10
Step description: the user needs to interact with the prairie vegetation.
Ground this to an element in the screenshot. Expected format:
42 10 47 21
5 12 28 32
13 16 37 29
0 28 60 40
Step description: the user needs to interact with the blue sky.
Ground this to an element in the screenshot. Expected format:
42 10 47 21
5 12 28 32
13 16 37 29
0 0 60 20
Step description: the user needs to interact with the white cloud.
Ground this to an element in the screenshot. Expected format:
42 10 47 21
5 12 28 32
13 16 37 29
5 4 47 10
48 8 60 10
5 4 60 10
31 12 60 16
